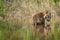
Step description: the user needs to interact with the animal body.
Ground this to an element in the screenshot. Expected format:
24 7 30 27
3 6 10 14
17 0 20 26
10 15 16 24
32 11 51 35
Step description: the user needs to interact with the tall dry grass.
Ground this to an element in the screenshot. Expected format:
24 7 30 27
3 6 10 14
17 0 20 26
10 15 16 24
0 0 60 40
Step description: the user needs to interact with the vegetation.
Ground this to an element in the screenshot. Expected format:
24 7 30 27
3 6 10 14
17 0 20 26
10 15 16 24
0 0 60 40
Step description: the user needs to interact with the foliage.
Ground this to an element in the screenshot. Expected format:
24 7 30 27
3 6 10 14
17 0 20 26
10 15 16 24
0 0 5 15
0 0 60 40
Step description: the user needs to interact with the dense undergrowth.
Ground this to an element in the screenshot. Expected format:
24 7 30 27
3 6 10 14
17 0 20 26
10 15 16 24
0 0 60 40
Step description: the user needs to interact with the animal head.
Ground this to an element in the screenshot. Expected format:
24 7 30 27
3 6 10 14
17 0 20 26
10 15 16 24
44 11 51 22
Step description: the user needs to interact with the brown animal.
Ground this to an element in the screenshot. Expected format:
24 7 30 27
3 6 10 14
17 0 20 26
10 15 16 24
32 12 45 34
32 11 51 35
